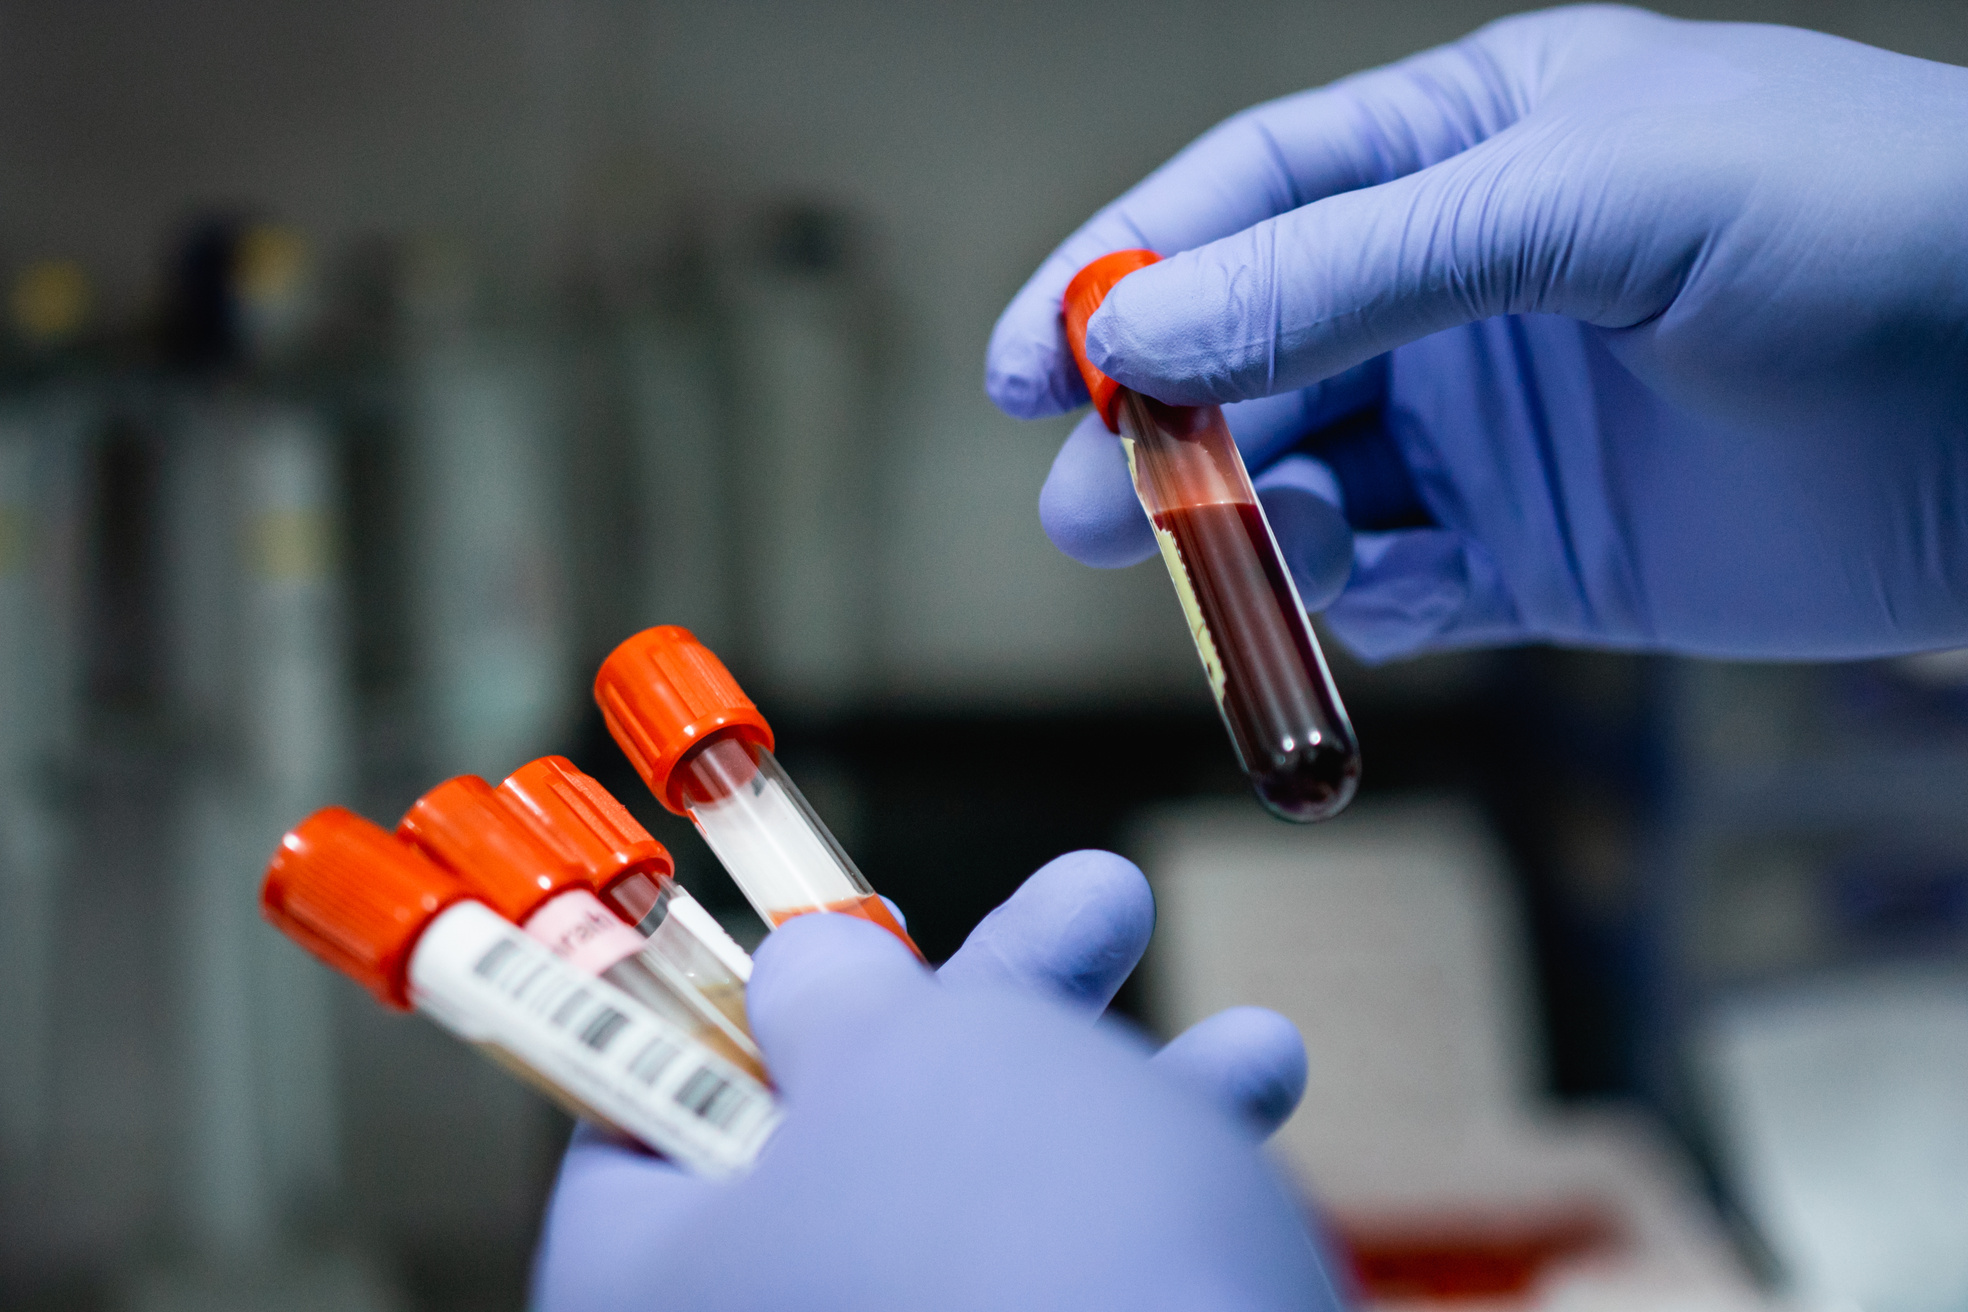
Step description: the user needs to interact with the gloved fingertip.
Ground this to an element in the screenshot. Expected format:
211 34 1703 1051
1255 455 1354 612
939 849 1154 1015
985 296 1088 420
1086 253 1253 406
748 913 929 1077
1154 1006 1308 1137
1040 411 1157 568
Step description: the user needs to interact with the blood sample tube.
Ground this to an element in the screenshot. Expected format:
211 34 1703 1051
593 626 924 959
398 775 767 1083
497 755 754 1036
260 808 779 1177
1062 249 1360 822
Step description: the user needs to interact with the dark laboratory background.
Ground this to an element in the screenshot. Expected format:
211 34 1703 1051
2 3 1966 1311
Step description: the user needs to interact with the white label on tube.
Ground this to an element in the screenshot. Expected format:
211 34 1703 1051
408 902 779 1178
664 890 755 983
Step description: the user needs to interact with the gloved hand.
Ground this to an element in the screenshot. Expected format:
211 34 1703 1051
533 850 1338 1312
988 5 1968 662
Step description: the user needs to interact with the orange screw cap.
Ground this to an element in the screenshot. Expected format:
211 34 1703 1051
593 626 774 815
397 775 578 925
499 756 674 900
1061 248 1162 433
261 807 470 1010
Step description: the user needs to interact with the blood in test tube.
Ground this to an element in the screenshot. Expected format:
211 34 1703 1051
593 625 925 960
398 775 768 1083
1063 250 1360 822
497 755 755 1037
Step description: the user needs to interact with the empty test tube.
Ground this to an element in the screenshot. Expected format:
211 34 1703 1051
399 775 766 1083
594 626 923 959
497 756 754 1036
1062 249 1360 823
260 808 779 1177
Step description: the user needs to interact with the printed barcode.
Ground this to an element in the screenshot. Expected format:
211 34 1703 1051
627 1035 682 1087
474 938 520 979
673 1067 753 1129
473 934 630 1054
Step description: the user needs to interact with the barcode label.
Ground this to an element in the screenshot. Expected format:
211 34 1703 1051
409 902 779 1177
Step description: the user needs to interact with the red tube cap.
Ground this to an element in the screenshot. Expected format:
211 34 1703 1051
261 808 469 1010
499 756 674 900
397 775 573 925
1062 248 1162 433
593 626 774 814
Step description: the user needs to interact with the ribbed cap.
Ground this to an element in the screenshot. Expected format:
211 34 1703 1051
593 626 774 814
499 756 674 898
397 775 569 925
261 807 469 1010
1062 248 1162 433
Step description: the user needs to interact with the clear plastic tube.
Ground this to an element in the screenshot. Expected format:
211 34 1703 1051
678 734 920 953
1063 249 1359 823
1116 389 1360 822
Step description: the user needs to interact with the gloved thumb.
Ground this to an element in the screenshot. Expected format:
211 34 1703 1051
1085 138 1685 407
746 913 931 1091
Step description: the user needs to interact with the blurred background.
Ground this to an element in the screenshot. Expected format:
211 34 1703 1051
1 1 1966 1310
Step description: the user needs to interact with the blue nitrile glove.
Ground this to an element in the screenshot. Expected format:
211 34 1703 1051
989 5 1968 662
532 850 1336 1312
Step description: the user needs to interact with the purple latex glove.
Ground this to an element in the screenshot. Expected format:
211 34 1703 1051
990 5 1968 662
532 850 1334 1312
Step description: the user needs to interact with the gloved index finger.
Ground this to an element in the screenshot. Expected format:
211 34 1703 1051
937 850 1154 1017
984 27 1534 421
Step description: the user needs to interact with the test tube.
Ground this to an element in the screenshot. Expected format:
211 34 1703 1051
260 808 779 1178
594 626 924 958
1061 249 1360 823
497 755 755 1036
398 775 766 1083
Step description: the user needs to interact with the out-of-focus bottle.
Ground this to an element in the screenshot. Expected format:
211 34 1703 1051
158 219 350 1252
1062 250 1359 824
394 236 576 780
0 258 98 1169
497 756 754 1035
594 625 922 959
262 808 779 1178
398 774 765 1083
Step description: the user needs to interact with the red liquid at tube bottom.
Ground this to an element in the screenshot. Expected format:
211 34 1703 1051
1152 501 1360 821
767 895 925 960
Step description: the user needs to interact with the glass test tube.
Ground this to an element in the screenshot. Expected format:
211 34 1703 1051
498 755 755 1035
399 775 767 1084
594 625 924 959
1062 249 1360 823
260 808 779 1178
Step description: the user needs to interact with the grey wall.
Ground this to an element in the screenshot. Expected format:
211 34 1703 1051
0 0 1960 703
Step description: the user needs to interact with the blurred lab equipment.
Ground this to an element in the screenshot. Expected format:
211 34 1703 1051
0 260 98 1171
156 220 353 1274
1135 795 1767 1311
719 207 889 709
263 809 778 1178
1062 251 1357 824
595 625 922 956
393 238 578 780
1698 967 1968 1312
398 773 764 1081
